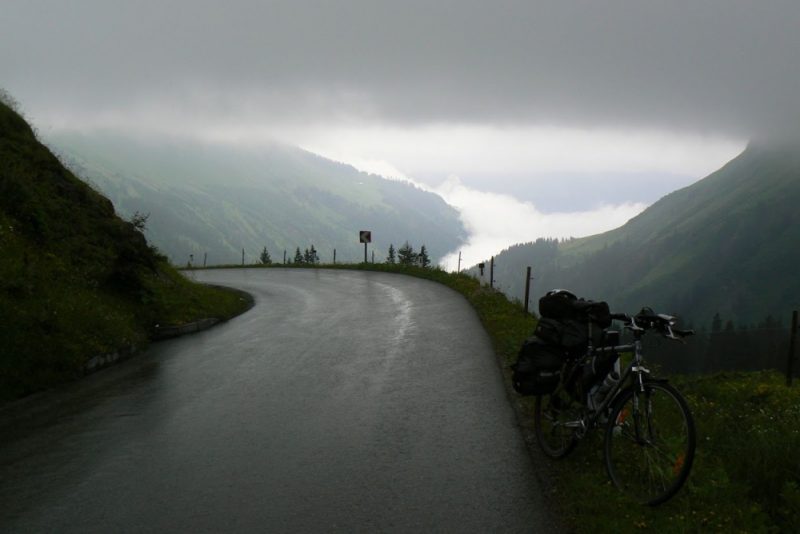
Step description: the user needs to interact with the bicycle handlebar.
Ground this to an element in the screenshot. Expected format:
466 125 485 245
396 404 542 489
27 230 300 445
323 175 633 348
610 310 694 340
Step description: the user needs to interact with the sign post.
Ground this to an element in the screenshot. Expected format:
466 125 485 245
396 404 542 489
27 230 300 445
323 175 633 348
359 230 372 263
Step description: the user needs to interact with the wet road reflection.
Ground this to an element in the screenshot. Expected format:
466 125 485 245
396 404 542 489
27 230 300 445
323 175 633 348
1 269 557 533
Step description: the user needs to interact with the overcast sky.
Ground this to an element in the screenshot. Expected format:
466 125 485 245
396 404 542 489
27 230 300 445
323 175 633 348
3 1 798 266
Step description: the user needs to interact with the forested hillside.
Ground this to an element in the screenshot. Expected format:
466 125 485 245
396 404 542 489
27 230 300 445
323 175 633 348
47 132 467 266
481 144 800 332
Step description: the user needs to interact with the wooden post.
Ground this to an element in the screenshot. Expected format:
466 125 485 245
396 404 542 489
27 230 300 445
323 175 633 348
524 266 532 314
333 249 336 265
489 256 494 289
787 310 798 387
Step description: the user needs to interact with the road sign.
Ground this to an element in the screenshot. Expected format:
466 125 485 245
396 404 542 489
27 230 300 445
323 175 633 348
359 230 372 243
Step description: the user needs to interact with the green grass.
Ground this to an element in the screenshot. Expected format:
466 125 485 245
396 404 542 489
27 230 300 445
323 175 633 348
0 99 252 403
0 251 251 402
213 262 800 533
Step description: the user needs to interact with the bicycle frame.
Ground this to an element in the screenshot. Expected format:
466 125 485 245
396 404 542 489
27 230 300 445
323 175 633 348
556 328 653 436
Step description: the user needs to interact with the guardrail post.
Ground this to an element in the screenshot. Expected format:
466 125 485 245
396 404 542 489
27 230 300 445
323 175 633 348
787 310 798 387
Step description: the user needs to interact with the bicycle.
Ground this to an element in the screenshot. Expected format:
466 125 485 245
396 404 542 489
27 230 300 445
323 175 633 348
534 307 696 506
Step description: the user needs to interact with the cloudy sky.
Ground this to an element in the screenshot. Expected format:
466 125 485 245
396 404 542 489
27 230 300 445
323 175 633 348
3 1 798 267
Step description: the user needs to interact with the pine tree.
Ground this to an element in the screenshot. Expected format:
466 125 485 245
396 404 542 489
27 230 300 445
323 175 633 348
419 244 431 268
260 247 272 265
309 244 319 265
711 313 722 332
294 247 304 264
387 244 396 264
398 241 416 265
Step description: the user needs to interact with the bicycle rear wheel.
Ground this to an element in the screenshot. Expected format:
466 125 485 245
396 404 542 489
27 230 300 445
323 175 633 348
534 389 581 459
604 381 695 505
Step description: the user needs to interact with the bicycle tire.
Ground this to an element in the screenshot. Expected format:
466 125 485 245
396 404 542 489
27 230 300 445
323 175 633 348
534 390 581 459
603 381 696 505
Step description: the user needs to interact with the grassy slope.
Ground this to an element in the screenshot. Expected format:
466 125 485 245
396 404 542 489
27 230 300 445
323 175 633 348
0 102 250 402
234 262 798 532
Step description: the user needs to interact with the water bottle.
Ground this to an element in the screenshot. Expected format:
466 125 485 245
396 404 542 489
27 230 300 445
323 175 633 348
588 360 620 412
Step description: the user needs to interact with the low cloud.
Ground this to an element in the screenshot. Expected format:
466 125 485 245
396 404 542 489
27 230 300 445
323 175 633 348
3 1 800 140
433 176 647 271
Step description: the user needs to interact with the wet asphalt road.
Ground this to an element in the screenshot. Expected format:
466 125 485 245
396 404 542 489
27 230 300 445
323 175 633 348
1 269 558 533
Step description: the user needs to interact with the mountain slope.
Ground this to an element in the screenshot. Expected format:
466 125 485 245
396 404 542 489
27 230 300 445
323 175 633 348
485 144 800 327
47 132 467 265
0 101 248 401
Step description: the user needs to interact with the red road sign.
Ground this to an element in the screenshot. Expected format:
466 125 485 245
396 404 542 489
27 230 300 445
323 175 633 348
359 230 372 243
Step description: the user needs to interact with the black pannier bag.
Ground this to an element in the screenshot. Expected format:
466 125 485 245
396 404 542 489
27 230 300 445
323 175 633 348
539 289 611 328
511 336 565 396
538 289 579 321
538 290 611 353
533 317 563 346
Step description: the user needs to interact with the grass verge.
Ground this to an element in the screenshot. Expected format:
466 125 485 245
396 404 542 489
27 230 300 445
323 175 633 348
0 263 252 404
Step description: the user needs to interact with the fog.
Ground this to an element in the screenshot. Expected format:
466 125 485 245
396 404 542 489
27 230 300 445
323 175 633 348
2 1 795 259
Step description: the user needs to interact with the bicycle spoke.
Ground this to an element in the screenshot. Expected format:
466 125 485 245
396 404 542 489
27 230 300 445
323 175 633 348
604 382 696 505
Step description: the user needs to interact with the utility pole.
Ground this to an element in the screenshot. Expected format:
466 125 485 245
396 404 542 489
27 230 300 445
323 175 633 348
283 250 286 265
524 266 533 314
787 310 798 387
333 249 337 265
489 256 495 289
241 248 245 266
203 252 207 268
372 250 375 263
457 251 462 273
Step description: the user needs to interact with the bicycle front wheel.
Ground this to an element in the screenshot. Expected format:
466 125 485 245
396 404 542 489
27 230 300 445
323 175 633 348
604 381 695 505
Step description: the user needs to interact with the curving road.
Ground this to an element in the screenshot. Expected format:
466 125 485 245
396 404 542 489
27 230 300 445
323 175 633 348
0 268 559 533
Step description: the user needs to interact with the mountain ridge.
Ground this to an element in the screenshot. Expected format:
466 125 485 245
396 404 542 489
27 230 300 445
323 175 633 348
47 131 467 266
481 143 800 327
